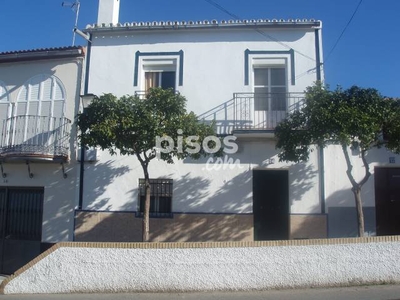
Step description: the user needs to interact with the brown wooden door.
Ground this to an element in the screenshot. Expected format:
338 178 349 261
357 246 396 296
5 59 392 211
375 168 400 236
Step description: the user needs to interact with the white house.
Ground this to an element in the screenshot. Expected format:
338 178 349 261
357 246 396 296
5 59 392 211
0 46 85 274
0 0 398 277
74 0 327 243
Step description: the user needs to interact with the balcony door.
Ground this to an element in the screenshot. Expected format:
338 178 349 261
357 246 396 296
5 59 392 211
253 68 287 129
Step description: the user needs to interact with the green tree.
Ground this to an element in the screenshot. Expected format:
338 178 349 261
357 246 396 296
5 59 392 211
275 83 400 237
77 88 217 242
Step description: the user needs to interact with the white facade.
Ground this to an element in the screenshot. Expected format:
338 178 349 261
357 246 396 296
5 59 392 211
0 47 85 244
78 4 327 242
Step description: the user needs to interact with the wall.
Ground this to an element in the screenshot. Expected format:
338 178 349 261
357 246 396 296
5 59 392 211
2 237 400 294
0 58 84 242
82 25 323 237
82 139 321 215
324 145 400 237
74 211 326 242
88 28 319 113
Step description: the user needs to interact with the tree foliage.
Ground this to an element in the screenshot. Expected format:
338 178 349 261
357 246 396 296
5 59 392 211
77 88 217 241
276 83 400 237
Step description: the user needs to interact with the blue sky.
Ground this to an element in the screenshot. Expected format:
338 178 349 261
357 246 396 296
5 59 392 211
0 0 398 96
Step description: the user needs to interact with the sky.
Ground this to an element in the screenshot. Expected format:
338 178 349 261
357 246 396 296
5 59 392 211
0 0 399 97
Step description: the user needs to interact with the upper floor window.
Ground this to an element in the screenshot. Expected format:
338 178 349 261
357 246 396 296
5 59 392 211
145 71 176 92
142 59 177 93
254 67 287 112
16 74 66 118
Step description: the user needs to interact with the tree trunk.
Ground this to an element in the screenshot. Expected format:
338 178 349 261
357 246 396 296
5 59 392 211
341 145 370 238
353 187 365 237
142 168 151 242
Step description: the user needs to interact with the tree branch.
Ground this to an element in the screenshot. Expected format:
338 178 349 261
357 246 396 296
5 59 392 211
341 144 358 189
359 149 372 187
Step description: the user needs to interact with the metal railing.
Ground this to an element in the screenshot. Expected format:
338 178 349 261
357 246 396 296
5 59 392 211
199 93 305 135
0 116 71 160
233 92 305 131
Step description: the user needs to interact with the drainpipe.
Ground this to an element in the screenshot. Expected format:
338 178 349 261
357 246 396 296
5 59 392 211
314 27 325 215
78 33 92 210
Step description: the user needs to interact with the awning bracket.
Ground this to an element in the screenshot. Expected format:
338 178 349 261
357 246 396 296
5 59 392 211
61 162 68 179
26 161 33 178
0 162 6 178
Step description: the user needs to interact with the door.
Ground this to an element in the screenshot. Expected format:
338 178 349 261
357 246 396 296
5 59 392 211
375 168 400 236
253 68 287 129
0 187 44 274
253 170 289 240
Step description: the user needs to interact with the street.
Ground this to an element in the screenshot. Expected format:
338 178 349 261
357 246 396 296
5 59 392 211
1 285 400 300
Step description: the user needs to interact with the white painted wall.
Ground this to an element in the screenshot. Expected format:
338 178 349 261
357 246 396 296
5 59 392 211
4 240 400 294
0 58 84 242
325 145 400 209
83 140 320 214
85 26 322 215
88 28 319 114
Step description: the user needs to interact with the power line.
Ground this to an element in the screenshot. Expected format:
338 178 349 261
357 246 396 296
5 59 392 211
203 0 316 62
324 0 364 63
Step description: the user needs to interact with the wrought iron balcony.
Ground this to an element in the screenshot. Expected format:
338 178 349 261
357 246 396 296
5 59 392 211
199 92 305 135
0 116 71 162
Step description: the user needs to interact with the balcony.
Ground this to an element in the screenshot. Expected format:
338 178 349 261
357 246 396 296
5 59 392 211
199 92 305 136
0 116 71 162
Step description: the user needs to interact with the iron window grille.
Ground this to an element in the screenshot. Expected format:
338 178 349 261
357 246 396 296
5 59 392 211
137 178 173 218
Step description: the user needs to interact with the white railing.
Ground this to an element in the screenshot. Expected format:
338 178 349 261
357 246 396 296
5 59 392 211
0 116 71 160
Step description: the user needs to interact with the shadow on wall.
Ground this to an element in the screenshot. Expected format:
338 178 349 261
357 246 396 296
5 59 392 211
82 160 132 211
289 162 318 209
75 170 254 242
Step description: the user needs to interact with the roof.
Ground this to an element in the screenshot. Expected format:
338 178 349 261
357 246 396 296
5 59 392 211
0 46 85 63
85 18 321 33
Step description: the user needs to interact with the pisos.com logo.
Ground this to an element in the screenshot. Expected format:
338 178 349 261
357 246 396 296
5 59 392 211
155 129 243 170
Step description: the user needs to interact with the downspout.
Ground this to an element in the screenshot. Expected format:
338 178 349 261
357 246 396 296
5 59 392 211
314 27 325 215
78 33 92 210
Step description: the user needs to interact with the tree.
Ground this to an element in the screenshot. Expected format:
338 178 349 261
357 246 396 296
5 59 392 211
77 88 217 242
275 83 400 237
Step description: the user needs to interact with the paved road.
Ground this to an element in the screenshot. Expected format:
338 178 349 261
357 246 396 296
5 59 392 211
1 285 400 300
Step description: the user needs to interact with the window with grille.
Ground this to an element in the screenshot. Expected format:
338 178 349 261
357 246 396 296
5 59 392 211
138 179 173 218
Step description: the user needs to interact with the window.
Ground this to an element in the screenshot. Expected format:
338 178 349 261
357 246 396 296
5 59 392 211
254 67 287 111
145 71 176 92
16 74 66 118
138 179 173 217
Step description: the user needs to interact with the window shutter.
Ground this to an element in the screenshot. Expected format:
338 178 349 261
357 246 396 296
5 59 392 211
18 84 28 102
54 81 64 100
42 77 53 101
52 100 65 118
29 77 41 101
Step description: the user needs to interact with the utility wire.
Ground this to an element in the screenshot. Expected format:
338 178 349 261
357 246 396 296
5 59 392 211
203 0 316 62
324 0 364 63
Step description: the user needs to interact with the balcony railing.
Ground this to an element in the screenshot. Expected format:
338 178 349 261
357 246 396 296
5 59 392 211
0 116 71 161
199 92 305 135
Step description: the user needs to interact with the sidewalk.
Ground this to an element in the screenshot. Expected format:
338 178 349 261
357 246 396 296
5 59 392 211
1 285 400 299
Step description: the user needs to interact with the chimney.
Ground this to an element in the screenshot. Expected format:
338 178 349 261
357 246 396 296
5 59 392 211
97 0 120 25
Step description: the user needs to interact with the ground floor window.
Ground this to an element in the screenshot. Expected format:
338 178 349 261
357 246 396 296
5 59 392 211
138 178 173 218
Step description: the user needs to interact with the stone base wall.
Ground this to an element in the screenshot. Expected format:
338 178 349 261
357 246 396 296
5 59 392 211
290 214 328 239
74 211 254 242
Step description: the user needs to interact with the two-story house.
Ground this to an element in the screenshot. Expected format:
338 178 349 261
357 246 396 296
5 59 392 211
0 46 85 274
74 0 327 243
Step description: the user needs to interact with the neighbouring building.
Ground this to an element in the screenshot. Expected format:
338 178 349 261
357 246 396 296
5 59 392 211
0 46 85 274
